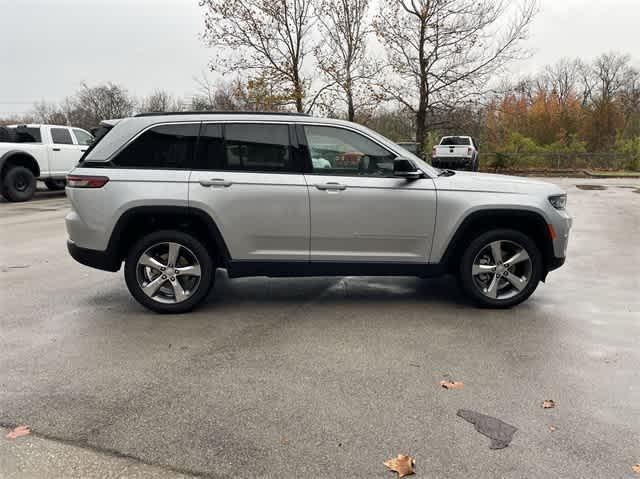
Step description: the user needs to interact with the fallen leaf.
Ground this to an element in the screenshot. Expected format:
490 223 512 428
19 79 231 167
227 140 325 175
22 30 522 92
549 425 557 432
632 464 640 474
542 400 556 409
384 454 415 477
6 425 31 439
440 380 464 389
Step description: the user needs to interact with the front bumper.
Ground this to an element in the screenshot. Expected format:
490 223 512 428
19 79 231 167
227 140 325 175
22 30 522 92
67 240 121 272
551 210 572 259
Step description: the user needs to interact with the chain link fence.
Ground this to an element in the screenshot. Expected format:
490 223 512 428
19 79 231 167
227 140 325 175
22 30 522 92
483 151 638 171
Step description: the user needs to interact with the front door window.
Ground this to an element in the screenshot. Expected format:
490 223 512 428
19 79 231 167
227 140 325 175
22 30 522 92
304 126 396 177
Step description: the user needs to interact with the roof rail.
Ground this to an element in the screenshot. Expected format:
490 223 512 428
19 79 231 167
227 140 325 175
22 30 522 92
134 111 311 118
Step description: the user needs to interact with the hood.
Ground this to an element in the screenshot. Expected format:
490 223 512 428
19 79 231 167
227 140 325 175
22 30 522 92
433 171 565 196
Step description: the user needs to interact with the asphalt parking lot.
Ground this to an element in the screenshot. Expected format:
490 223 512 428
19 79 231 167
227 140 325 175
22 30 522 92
1 178 639 478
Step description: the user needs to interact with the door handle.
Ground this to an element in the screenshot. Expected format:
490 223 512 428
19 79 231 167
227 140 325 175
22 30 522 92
199 178 232 187
315 182 346 191
52 148 61 152
80 149 87 152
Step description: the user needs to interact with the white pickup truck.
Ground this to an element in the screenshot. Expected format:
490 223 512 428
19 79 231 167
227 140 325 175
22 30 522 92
431 135 479 171
0 124 93 201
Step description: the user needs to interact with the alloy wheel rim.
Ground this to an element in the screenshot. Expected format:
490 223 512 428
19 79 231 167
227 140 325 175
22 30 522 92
136 242 202 304
472 240 532 300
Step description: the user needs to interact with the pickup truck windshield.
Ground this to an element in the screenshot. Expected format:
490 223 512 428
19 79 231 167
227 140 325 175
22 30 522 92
440 137 470 146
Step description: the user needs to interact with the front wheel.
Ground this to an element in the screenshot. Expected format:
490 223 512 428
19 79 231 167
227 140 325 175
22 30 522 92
124 230 215 313
1 166 36 202
458 229 543 308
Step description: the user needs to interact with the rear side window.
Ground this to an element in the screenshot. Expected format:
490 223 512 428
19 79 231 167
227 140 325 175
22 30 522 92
51 128 73 145
112 124 199 169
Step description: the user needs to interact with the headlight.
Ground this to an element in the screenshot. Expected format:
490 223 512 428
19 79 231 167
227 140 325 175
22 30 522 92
548 194 567 210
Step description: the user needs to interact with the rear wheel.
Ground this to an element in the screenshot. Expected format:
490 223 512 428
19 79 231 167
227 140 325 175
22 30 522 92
44 178 66 191
124 230 215 313
458 229 543 308
1 166 36 202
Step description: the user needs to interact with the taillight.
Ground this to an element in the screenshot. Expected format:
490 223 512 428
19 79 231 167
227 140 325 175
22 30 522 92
66 175 109 188
468 147 472 155
432 147 436 157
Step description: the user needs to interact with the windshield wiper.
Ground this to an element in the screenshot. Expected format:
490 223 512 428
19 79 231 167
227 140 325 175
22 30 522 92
438 169 456 177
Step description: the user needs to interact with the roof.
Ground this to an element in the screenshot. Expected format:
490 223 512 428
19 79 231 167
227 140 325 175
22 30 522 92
82 113 439 177
134 111 310 118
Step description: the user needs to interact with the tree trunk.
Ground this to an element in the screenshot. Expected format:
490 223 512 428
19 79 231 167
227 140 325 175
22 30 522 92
295 90 304 113
347 91 355 122
292 65 304 113
415 108 427 158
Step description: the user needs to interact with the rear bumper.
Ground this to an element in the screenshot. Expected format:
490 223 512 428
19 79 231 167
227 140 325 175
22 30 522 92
67 240 121 272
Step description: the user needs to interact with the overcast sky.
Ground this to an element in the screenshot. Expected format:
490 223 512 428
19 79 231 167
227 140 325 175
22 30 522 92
0 0 637 115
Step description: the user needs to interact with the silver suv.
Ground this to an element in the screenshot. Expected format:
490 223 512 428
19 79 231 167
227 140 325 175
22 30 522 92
65 112 572 313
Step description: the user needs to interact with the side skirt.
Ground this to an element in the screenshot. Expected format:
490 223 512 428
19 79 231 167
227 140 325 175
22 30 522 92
226 260 446 279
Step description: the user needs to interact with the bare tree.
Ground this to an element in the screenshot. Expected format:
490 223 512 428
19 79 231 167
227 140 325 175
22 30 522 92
200 0 321 113
580 53 635 149
141 90 183 113
32 101 67 125
542 58 581 107
75 82 135 123
373 0 538 155
591 53 632 102
315 0 379 121
619 65 640 138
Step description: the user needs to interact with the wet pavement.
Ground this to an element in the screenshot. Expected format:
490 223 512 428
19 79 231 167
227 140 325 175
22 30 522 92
1 178 639 478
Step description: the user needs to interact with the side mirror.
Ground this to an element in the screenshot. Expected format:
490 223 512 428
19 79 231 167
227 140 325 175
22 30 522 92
393 157 423 180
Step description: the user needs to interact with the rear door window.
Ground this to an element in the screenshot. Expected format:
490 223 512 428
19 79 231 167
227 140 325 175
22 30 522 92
51 128 74 145
197 123 292 172
112 123 199 169
225 124 291 172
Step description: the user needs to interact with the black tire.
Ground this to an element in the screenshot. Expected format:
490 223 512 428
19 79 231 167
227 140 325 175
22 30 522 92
472 156 480 172
124 230 215 314
458 229 543 308
1 166 37 202
44 178 66 191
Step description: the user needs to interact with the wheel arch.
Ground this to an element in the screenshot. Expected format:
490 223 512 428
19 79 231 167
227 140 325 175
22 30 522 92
108 206 231 267
441 209 555 278
0 151 41 179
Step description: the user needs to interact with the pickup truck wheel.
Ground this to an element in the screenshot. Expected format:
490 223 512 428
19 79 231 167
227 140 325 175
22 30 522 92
1 166 37 202
459 229 543 308
124 230 214 314
44 179 66 191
